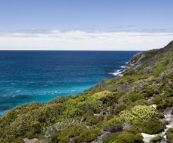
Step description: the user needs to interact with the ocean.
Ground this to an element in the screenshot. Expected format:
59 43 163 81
0 51 139 115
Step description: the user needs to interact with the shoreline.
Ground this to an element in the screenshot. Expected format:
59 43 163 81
0 51 139 116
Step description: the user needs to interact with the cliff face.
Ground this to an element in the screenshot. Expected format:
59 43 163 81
126 52 146 69
1 41 173 143
126 40 173 70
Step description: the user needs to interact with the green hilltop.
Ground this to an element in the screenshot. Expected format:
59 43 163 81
1 41 173 143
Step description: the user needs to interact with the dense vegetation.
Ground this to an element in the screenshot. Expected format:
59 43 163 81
1 41 173 143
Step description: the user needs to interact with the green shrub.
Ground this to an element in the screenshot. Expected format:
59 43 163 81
140 118 165 134
142 88 155 97
50 125 85 143
149 135 163 143
119 105 157 123
167 128 173 143
103 132 143 143
11 138 24 143
50 132 59 143
106 114 114 120
123 69 135 76
103 132 121 143
78 128 101 142
49 96 69 104
126 127 139 135
115 103 127 113
127 92 144 102
86 115 104 126
50 125 100 143
92 90 115 104
116 132 143 143
152 95 162 104
157 101 169 111
25 130 35 139
103 117 122 132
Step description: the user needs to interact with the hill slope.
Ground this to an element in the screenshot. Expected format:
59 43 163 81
0 41 173 143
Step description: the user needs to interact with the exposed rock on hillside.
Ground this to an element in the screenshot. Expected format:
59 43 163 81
126 52 145 69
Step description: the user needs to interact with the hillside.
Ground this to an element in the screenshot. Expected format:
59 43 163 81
1 41 173 143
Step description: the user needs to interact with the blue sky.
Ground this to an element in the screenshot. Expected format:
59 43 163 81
0 0 173 50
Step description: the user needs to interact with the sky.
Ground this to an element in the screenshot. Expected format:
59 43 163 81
0 0 173 51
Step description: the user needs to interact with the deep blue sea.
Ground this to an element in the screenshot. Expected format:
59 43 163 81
0 51 139 115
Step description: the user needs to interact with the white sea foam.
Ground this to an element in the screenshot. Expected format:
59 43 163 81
109 70 122 76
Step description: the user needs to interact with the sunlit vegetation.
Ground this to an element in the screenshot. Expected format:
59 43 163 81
119 105 158 123
0 41 173 142
167 128 173 143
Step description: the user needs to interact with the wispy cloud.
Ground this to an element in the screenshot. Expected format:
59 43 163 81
0 30 172 51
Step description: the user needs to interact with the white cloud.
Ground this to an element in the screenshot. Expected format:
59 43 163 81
0 30 172 51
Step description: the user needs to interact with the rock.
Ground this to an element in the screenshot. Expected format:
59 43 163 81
126 52 145 69
91 130 110 143
141 133 157 143
23 138 38 143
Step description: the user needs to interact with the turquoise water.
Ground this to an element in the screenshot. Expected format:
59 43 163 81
0 51 139 115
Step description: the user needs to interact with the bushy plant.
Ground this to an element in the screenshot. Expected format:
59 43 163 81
149 135 163 143
140 118 165 134
92 90 115 104
119 105 157 123
63 97 101 118
77 127 101 142
103 131 143 143
152 95 162 104
126 127 139 135
123 69 135 76
167 128 173 143
103 117 122 133
127 92 144 102
48 96 70 104
86 115 104 126
115 103 127 113
50 125 85 143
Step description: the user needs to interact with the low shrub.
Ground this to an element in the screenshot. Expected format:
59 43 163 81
103 124 122 133
92 90 115 104
123 69 135 76
127 92 144 102
50 125 100 143
140 118 165 134
126 127 139 135
50 125 85 143
149 135 163 143
86 115 104 126
103 117 122 133
77 128 101 142
103 131 143 143
119 105 157 123
167 128 173 143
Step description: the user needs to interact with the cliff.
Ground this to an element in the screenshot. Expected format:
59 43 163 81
1 41 173 143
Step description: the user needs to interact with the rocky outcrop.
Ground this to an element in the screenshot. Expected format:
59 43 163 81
126 52 145 69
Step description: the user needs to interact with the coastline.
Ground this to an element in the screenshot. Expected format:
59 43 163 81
0 51 139 116
110 51 143 77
